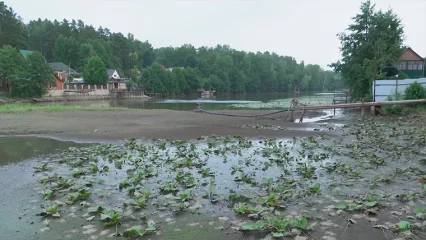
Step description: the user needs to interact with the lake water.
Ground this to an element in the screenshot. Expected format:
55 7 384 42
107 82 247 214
41 92 335 111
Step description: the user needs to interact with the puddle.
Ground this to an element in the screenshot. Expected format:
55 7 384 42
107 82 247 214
0 136 86 165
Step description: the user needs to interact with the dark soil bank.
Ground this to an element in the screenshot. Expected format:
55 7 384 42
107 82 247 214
0 109 333 141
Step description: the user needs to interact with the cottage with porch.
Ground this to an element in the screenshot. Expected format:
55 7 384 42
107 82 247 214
107 69 128 90
395 48 425 78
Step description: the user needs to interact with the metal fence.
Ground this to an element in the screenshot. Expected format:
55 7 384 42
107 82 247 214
372 78 426 101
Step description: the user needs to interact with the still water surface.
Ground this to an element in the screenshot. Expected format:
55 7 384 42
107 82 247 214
40 92 334 111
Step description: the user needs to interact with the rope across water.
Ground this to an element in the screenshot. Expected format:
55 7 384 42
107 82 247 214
196 109 290 117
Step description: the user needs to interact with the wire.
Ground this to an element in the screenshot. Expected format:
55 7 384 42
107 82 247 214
196 109 290 118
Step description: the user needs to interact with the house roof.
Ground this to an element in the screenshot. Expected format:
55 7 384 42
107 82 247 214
397 47 424 61
107 69 116 78
19 49 34 59
48 62 79 74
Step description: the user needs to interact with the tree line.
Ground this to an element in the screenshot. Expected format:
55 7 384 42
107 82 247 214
0 1 344 97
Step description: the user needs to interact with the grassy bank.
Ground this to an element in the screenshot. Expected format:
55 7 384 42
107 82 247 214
0 103 130 113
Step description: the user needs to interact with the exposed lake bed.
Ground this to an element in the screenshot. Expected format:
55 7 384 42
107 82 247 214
1 110 426 240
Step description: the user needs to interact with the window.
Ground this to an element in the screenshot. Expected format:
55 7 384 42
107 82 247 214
408 61 416 70
417 61 424 70
397 61 407 70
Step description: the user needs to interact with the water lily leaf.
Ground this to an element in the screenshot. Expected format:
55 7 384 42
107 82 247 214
365 193 374 202
336 203 346 209
255 220 265 229
272 232 284 237
393 221 411 232
310 183 321 193
87 204 104 214
145 223 156 232
86 216 95 221
46 204 58 214
242 220 264 231
416 213 426 220
299 217 308 229
242 222 256 230
100 213 110 221
123 226 146 238
415 208 425 214
366 201 377 207
307 222 317 230
347 204 362 211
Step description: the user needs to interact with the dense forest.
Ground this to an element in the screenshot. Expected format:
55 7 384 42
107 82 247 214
0 1 344 95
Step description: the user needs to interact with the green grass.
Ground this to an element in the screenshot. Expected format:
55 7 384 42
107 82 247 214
0 103 131 113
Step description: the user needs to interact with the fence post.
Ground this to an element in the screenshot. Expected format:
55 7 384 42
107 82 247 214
299 109 306 123
361 98 365 120
396 79 399 98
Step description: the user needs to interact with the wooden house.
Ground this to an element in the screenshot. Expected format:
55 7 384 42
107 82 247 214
48 62 80 90
395 48 425 78
107 69 127 90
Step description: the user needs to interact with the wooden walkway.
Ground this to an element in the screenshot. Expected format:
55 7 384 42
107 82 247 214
294 99 426 111
292 99 426 122
145 93 163 100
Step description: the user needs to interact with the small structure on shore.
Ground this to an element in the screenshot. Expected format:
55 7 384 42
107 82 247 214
197 88 216 98
107 69 129 90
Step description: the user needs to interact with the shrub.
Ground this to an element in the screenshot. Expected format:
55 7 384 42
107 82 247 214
404 82 426 100
383 93 403 115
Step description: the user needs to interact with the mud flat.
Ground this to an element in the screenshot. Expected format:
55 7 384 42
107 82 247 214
1 110 426 240
0 109 333 141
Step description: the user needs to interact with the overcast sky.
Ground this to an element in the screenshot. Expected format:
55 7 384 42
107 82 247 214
7 0 426 69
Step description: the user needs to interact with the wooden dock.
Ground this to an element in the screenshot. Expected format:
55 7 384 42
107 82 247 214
333 90 349 104
291 99 426 122
145 93 163 100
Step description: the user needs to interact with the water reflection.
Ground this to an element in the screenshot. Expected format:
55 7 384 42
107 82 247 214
39 92 333 111
0 137 84 165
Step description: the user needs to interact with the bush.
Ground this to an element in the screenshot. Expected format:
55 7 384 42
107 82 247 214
404 82 426 100
383 93 404 115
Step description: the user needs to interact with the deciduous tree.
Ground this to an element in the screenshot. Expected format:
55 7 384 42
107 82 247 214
331 0 404 100
83 56 108 84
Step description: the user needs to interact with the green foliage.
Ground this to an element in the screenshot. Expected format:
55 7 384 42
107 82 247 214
26 51 54 96
404 82 426 101
383 93 404 115
42 189 55 200
242 220 265 231
83 56 108 84
393 221 411 233
0 45 26 96
123 224 156 239
310 183 321 193
0 46 52 97
0 2 28 48
54 35 79 68
331 0 404 100
1 5 345 95
100 209 121 227
69 189 91 203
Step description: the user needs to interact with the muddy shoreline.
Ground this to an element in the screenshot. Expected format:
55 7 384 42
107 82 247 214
0 109 338 141
2 109 426 240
